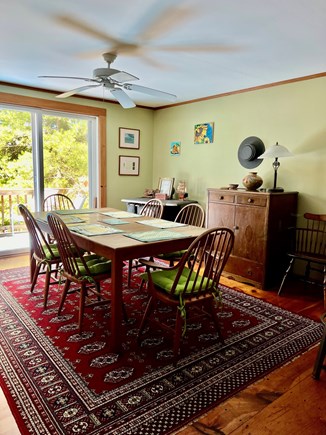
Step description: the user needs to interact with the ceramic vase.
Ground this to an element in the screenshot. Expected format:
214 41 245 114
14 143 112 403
242 172 263 191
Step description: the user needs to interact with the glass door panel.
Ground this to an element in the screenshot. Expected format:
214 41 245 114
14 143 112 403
42 114 90 208
0 107 98 256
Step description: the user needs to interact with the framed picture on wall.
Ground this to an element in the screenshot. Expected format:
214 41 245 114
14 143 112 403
119 128 140 149
119 155 140 176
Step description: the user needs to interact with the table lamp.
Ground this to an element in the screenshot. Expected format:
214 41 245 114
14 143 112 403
258 142 292 192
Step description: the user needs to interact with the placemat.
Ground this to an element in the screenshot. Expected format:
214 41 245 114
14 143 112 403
70 224 123 236
98 218 129 225
54 209 96 215
124 230 190 242
137 219 187 229
101 211 140 218
56 215 85 224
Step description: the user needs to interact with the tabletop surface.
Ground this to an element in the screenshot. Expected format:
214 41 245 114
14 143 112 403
34 207 205 258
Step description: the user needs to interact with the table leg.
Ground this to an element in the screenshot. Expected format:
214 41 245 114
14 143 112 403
109 256 124 353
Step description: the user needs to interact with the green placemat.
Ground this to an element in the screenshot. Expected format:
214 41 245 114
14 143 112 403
98 218 129 225
57 215 85 224
137 219 187 229
70 224 123 236
101 211 140 218
54 209 96 215
124 230 191 243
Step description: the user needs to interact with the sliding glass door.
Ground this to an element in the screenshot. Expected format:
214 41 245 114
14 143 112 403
0 105 99 255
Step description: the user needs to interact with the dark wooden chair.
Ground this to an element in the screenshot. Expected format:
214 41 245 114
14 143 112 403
127 198 164 286
18 204 61 308
312 313 326 380
278 213 326 308
157 203 205 266
47 212 125 332
43 193 75 211
137 227 234 363
43 193 76 243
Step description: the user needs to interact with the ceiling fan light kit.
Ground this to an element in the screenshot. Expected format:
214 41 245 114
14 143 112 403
39 52 177 109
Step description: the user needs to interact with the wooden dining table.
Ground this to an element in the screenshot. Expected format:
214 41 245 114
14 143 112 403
33 207 206 353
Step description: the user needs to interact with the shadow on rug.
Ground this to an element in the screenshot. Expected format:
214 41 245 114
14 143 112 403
0 266 323 434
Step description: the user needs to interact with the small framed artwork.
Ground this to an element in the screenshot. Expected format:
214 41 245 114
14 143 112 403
170 141 181 156
119 155 140 176
158 177 175 199
119 127 140 149
194 122 214 144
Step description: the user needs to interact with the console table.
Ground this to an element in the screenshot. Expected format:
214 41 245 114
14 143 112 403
121 197 197 221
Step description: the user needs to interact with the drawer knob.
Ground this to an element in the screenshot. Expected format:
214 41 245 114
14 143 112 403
233 225 239 230
219 196 224 200
248 198 253 203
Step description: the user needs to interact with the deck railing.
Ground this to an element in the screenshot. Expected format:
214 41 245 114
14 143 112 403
0 188 77 235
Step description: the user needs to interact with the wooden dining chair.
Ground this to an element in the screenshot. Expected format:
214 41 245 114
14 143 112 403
47 212 123 332
312 312 326 380
43 193 76 244
157 203 205 266
18 204 61 308
137 227 234 363
127 198 164 286
278 213 326 308
43 193 75 211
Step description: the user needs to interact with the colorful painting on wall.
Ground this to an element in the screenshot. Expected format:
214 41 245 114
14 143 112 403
170 141 181 156
194 122 214 144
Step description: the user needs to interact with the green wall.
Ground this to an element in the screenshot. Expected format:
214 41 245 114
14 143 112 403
153 76 326 221
1 75 325 221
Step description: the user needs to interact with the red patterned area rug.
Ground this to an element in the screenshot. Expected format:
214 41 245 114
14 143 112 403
0 266 323 435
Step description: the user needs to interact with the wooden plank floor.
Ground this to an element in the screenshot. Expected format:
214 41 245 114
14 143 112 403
0 255 325 435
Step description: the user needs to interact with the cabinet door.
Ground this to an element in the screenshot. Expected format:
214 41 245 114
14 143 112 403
234 205 266 262
207 202 235 230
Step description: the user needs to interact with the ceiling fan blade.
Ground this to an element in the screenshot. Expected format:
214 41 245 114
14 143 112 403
155 43 240 53
123 84 177 101
56 15 122 47
56 84 102 99
110 88 136 109
39 75 98 82
109 71 139 83
135 4 193 42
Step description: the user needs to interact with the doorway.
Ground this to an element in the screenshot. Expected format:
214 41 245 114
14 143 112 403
0 105 99 255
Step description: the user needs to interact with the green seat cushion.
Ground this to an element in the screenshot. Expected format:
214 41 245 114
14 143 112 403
158 250 186 260
77 254 111 276
141 268 215 296
43 243 60 259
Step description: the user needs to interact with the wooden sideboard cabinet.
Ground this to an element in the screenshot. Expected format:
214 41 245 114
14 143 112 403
206 188 298 289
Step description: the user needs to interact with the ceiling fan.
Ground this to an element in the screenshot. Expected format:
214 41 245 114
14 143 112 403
39 52 177 108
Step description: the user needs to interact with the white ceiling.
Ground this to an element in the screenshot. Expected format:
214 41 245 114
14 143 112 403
1 0 325 108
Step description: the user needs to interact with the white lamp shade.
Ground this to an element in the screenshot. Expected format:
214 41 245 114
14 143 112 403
258 142 292 159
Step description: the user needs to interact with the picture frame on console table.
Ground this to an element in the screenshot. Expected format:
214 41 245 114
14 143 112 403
158 177 175 199
119 128 140 149
119 156 140 176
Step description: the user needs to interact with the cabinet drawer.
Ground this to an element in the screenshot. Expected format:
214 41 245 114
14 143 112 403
208 190 235 203
236 194 267 207
225 256 264 284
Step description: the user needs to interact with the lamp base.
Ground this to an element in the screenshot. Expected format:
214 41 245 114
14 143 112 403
267 187 284 193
